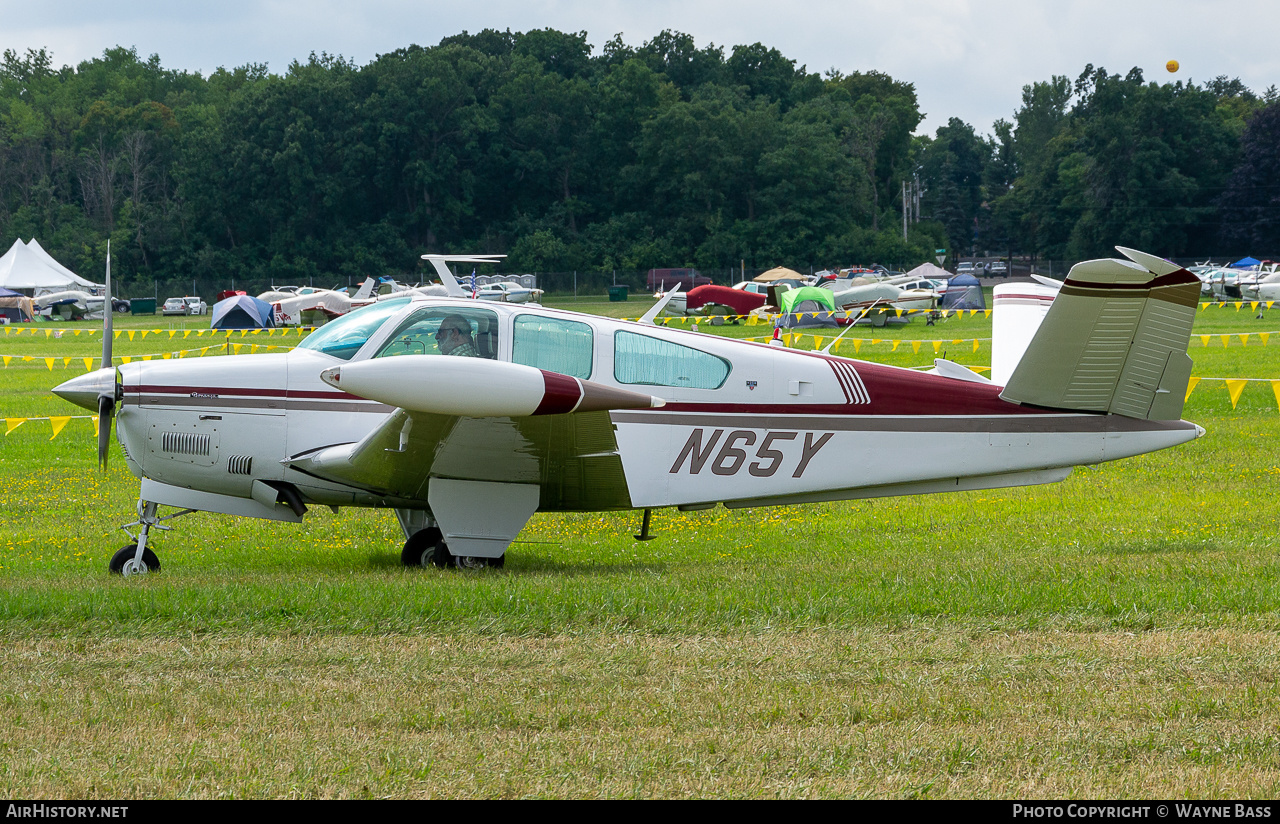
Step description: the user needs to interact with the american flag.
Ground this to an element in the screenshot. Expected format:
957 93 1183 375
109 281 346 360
470 268 477 299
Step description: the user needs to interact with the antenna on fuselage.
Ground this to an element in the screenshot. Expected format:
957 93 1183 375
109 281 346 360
819 298 884 354
639 285 681 325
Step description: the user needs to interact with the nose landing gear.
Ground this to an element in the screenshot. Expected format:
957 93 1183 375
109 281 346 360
110 500 196 576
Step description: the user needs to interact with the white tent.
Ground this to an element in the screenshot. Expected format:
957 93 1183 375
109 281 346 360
904 262 952 280
0 239 98 292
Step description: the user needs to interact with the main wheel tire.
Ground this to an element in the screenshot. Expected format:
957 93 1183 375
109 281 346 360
108 544 160 576
454 554 504 570
400 528 450 569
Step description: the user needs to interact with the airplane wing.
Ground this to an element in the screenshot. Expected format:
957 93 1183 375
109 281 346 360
287 356 666 511
999 248 1200 421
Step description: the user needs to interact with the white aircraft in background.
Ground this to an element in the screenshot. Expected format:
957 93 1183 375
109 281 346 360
265 278 382 326
54 248 1203 575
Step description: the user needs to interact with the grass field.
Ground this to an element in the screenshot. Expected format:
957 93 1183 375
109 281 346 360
1 296 1279 798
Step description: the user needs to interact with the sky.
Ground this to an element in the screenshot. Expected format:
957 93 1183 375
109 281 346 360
1 1 1277 137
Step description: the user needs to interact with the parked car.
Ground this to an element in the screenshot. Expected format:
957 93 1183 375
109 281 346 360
989 261 1008 276
162 296 207 316
956 261 978 276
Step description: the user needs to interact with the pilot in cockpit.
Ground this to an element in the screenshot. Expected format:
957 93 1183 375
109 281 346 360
436 314 480 358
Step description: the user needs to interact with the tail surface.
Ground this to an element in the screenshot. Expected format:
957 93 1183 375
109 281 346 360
998 247 1199 421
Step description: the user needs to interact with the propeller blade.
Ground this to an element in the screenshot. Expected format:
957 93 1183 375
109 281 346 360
101 240 112 369
97 393 114 469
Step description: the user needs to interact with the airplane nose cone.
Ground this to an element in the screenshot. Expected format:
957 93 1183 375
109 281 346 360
1194 424 1206 439
53 367 116 411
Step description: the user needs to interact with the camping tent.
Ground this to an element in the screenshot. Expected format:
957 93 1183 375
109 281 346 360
776 286 839 328
0 286 33 322
1230 256 1262 269
940 274 986 311
0 239 97 292
211 295 276 330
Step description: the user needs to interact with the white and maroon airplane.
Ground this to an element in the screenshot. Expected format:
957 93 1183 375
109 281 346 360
54 248 1203 575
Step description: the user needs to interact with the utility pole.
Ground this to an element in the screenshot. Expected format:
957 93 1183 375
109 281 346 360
902 180 909 241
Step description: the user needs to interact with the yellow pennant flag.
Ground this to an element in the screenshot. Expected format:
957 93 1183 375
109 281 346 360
911 340 921 354
1226 379 1248 408
62 357 71 367
44 329 52 338
43 358 54 370
1251 302 1259 312
83 357 93 371
127 330 136 341
2 356 9 367
973 339 981 352
162 352 172 359
1199 335 1210 347
92 415 100 437
1262 333 1271 346
1199 302 1208 311
141 355 152 362
1272 381 1280 412
183 330 192 338
1234 302 1243 311
1220 334 1231 347
1268 302 1275 310
891 340 900 351
233 344 244 354
169 331 176 339
1240 334 1250 346
871 338 882 347
984 310 992 319
48 416 69 439
5 418 25 435
932 341 942 353
121 356 131 364
1184 377 1200 401
852 339 862 353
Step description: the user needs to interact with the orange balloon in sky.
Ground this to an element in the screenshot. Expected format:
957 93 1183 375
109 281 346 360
1166 60 1179 73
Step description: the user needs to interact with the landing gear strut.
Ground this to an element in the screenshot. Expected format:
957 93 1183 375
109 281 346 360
110 500 195 576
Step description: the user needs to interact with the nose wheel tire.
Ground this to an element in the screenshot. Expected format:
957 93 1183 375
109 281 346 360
109 544 160 576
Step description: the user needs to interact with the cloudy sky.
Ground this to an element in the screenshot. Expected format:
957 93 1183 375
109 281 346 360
2 1 1276 136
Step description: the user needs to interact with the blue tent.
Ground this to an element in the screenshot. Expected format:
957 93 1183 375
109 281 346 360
211 295 276 329
940 274 986 311
1230 256 1262 268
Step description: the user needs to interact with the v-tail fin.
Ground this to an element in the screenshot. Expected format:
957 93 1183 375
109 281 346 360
998 247 1199 421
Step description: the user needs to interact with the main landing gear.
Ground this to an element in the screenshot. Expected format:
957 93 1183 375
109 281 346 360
399 527 504 569
109 500 195 576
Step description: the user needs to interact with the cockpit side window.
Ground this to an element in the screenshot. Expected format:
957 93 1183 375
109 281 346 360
613 331 730 389
511 314 593 379
295 298 410 360
373 306 500 360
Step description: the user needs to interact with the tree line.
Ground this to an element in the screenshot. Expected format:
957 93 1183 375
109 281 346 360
0 30 1275 296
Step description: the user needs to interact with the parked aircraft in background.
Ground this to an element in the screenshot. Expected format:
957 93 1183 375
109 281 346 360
54 248 1203 576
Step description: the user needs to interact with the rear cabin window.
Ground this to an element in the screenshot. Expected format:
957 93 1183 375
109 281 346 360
613 331 730 389
511 314 594 379
372 306 500 360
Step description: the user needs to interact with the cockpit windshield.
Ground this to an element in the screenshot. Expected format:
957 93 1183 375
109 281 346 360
295 298 410 360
